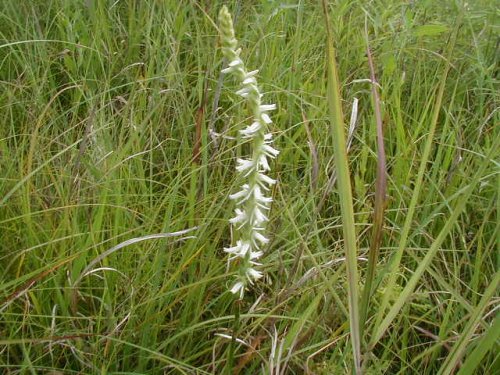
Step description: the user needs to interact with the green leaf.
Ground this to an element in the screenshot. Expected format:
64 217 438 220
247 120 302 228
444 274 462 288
414 24 449 37
457 313 500 375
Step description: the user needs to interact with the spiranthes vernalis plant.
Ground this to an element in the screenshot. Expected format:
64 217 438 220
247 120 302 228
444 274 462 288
218 6 279 299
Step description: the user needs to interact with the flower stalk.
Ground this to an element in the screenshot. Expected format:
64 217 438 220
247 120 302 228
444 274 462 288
219 6 279 298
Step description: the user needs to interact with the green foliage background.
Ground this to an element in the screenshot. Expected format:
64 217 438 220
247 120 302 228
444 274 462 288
0 0 498 373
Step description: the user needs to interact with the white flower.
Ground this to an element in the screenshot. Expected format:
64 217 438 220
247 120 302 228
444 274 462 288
240 121 262 137
243 77 257 85
253 186 272 204
261 113 272 124
256 172 276 187
219 5 279 299
249 250 263 260
229 208 247 226
236 158 255 176
251 206 268 225
252 231 270 245
245 70 259 78
230 281 245 298
236 87 251 98
258 154 271 171
224 240 251 260
262 144 279 158
229 184 251 203
260 104 276 112
229 59 242 67
246 267 263 281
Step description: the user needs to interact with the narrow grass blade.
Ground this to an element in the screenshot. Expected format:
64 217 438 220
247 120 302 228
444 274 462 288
439 272 500 375
371 25 459 342
321 1 361 372
72 228 197 287
456 312 500 375
0 255 78 312
370 134 500 347
359 22 387 339
1 139 82 207
192 81 207 164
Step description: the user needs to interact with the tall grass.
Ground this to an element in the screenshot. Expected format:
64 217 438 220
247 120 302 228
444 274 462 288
1 1 498 373
321 0 361 372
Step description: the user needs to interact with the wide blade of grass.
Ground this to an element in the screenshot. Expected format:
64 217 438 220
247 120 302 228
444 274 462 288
321 0 361 372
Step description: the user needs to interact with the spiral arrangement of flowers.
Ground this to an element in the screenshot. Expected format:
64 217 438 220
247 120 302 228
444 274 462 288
219 6 279 298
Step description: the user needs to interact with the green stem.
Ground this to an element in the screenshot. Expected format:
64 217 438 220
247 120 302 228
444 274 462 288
227 298 241 374
321 1 361 373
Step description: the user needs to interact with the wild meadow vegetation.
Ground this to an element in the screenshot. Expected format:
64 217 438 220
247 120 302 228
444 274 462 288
1 0 498 373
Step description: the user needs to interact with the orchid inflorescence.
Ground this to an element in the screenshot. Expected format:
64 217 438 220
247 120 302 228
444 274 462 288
218 6 279 298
